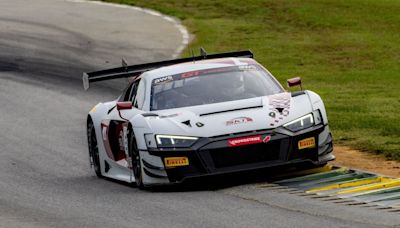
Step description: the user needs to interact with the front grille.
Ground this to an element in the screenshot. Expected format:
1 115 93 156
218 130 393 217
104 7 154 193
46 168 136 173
207 141 281 168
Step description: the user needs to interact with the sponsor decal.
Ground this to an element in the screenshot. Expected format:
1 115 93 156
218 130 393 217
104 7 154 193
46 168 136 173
154 66 262 85
89 105 97 113
154 76 173 84
201 67 234 74
181 71 200 79
164 157 189 168
159 113 180 118
298 137 316 150
238 65 257 71
183 67 239 79
268 93 291 127
228 135 262 147
226 117 253 126
263 135 271 143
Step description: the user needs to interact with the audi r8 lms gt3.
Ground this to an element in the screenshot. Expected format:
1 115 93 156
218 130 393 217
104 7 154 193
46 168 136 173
83 50 334 188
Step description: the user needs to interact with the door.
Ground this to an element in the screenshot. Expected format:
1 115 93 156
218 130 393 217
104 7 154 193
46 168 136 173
100 79 142 168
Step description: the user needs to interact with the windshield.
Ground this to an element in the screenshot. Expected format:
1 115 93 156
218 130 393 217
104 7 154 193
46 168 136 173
150 65 283 111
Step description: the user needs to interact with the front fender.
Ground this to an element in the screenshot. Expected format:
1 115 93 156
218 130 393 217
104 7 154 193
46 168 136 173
129 114 153 151
306 90 329 125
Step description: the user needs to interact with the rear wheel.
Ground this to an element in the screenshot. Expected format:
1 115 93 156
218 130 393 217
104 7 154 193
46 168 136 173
129 132 144 189
88 120 102 178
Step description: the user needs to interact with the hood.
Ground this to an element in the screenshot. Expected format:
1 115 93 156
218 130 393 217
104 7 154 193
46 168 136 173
144 92 312 137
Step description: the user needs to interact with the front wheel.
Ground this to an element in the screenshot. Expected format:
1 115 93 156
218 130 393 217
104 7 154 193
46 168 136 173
87 120 102 178
129 132 144 189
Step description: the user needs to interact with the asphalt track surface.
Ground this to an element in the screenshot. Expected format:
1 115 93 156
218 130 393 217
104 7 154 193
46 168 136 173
0 1 399 227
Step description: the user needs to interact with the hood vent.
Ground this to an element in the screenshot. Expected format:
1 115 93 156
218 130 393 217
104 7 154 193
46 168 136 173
199 105 263 117
181 120 192 127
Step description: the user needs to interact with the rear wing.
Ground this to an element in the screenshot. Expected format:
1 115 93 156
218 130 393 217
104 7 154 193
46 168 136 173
82 49 253 90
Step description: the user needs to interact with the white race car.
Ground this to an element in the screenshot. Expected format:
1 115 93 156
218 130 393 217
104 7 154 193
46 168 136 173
84 50 334 188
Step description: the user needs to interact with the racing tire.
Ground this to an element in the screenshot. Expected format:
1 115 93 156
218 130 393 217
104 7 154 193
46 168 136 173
129 131 145 189
87 120 102 178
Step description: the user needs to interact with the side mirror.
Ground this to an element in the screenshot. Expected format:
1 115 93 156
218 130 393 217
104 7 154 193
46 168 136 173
116 102 133 110
287 77 302 90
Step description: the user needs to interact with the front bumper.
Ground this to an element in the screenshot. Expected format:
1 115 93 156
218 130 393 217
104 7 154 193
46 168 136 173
141 124 334 185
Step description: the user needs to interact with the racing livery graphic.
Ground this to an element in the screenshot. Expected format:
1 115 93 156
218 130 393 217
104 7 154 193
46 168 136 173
83 50 334 188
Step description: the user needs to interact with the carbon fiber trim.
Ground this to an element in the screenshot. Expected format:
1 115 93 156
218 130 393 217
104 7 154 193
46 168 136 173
142 159 165 171
143 167 168 178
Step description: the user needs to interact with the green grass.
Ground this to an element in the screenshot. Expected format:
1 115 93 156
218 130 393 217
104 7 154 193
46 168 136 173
104 0 400 159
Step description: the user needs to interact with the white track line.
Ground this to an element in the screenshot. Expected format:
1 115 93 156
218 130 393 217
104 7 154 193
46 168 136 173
65 0 189 58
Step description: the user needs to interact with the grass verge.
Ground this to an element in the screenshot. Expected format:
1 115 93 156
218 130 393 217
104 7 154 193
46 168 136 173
104 0 400 160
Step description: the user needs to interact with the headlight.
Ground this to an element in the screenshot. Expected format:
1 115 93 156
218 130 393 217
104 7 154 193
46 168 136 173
155 135 198 148
283 113 314 132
